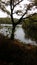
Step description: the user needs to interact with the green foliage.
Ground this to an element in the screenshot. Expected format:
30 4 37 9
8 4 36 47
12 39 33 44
0 18 18 24
31 13 37 21
22 14 37 42
0 18 12 24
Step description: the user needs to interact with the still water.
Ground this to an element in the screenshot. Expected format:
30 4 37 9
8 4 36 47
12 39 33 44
0 24 36 45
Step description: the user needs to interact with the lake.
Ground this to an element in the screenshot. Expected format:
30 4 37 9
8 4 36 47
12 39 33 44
0 24 36 45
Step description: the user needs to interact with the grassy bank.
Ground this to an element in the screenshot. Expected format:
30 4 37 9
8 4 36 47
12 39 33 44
0 34 37 65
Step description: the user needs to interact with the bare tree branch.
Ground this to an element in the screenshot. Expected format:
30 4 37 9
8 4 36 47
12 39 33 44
14 0 23 7
0 0 9 6
15 12 37 25
0 5 10 15
15 4 30 25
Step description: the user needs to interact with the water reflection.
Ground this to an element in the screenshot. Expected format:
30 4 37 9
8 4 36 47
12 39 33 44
0 24 36 45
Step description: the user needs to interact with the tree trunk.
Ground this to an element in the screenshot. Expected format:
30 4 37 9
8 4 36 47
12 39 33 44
11 24 16 40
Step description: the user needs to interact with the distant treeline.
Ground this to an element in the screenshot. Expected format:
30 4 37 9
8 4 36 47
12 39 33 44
0 18 11 24
0 17 19 24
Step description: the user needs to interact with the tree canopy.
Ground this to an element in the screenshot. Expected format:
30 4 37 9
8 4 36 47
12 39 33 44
0 0 37 17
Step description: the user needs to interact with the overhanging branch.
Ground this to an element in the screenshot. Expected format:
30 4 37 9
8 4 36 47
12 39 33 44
0 6 11 16
0 1 9 6
15 13 37 25
15 8 28 25
14 0 23 7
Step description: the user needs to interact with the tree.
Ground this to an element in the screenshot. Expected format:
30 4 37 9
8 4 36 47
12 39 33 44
22 13 37 42
0 0 37 40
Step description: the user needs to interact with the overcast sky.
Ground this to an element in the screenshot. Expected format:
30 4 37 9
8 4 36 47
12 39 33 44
0 0 37 18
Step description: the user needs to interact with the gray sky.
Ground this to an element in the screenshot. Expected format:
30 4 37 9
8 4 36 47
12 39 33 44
0 0 37 18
